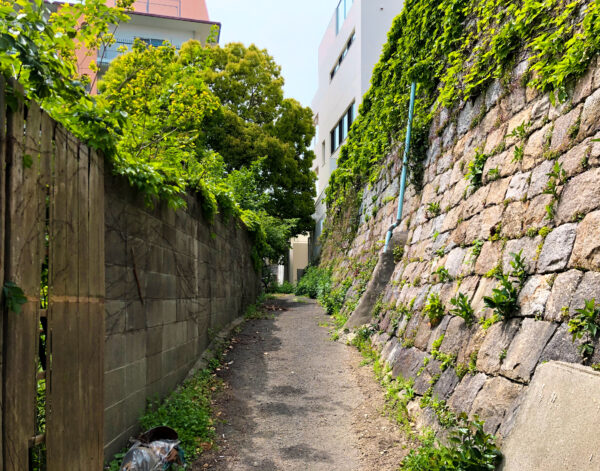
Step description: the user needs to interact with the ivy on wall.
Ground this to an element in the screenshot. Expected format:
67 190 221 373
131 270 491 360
324 0 600 247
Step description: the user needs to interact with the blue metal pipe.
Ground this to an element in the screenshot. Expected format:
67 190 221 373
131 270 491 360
384 81 416 252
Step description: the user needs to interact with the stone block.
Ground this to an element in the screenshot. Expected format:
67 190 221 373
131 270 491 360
500 362 600 470
500 318 556 382
477 318 521 375
503 236 540 274
440 316 469 356
414 315 435 350
550 105 581 152
505 172 531 202
470 377 523 434
517 275 552 317
426 315 451 351
391 347 428 381
478 205 504 241
463 186 490 219
445 247 468 278
556 167 600 223
573 62 595 105
569 210 600 270
523 124 552 170
448 372 487 414
414 359 442 396
501 201 528 238
578 87 600 139
570 271 600 312
486 177 510 206
484 125 507 155
537 223 577 273
523 194 554 231
545 269 583 321
528 160 553 197
558 139 590 179
475 241 503 276
539 324 582 365
485 80 502 110
471 277 497 318
433 367 460 401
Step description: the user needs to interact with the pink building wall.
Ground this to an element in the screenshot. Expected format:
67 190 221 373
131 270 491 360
106 0 209 20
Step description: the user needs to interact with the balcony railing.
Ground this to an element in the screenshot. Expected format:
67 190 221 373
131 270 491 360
98 37 182 68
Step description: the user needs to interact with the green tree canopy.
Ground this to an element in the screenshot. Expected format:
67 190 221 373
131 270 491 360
200 43 317 234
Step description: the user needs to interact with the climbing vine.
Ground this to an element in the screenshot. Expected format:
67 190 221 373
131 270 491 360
324 0 600 248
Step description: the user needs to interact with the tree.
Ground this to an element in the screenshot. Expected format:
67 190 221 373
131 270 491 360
200 43 317 235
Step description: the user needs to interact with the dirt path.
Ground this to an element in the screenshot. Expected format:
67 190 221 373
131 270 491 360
193 295 409 470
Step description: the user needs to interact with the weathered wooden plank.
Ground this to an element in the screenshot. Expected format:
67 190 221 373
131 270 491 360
46 124 69 470
77 143 93 468
3 84 42 471
0 74 6 471
89 148 105 466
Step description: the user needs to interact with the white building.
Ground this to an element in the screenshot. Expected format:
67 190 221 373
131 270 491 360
309 0 404 260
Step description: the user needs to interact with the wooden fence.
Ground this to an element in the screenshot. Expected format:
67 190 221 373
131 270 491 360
0 79 105 469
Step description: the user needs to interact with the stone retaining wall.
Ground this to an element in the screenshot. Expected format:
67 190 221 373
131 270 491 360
327 56 600 440
103 173 260 458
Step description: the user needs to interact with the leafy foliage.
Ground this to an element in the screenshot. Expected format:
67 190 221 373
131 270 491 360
4 1 315 268
450 292 475 327
140 370 219 460
483 251 526 319
3 281 27 314
200 43 316 234
568 299 600 357
401 413 501 470
424 292 445 327
323 0 600 249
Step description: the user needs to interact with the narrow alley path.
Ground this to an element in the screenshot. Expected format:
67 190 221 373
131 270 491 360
193 295 409 471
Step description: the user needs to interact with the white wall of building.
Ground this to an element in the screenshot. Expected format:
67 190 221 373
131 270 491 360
310 0 404 261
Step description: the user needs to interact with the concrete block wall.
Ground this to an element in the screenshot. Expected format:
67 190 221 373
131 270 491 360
323 55 600 441
103 173 260 458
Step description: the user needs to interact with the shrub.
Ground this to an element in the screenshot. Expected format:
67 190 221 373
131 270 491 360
401 413 501 470
449 292 475 327
269 280 295 294
295 266 332 299
424 292 445 327
568 299 600 357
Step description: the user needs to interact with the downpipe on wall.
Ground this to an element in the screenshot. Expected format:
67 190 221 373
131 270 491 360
345 82 417 329
384 81 416 253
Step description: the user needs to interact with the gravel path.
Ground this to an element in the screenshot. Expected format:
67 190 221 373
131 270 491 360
193 295 409 470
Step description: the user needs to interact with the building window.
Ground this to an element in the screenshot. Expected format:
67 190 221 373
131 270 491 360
330 31 356 81
321 141 326 166
336 0 354 34
330 102 355 155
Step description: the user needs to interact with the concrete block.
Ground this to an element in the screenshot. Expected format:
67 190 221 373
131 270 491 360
501 362 600 470
104 367 126 408
145 325 164 358
124 360 147 395
105 333 126 372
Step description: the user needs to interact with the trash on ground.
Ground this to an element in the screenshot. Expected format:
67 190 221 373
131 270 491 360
119 426 185 470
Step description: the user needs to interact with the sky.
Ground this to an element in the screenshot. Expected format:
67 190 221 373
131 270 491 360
207 0 339 108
